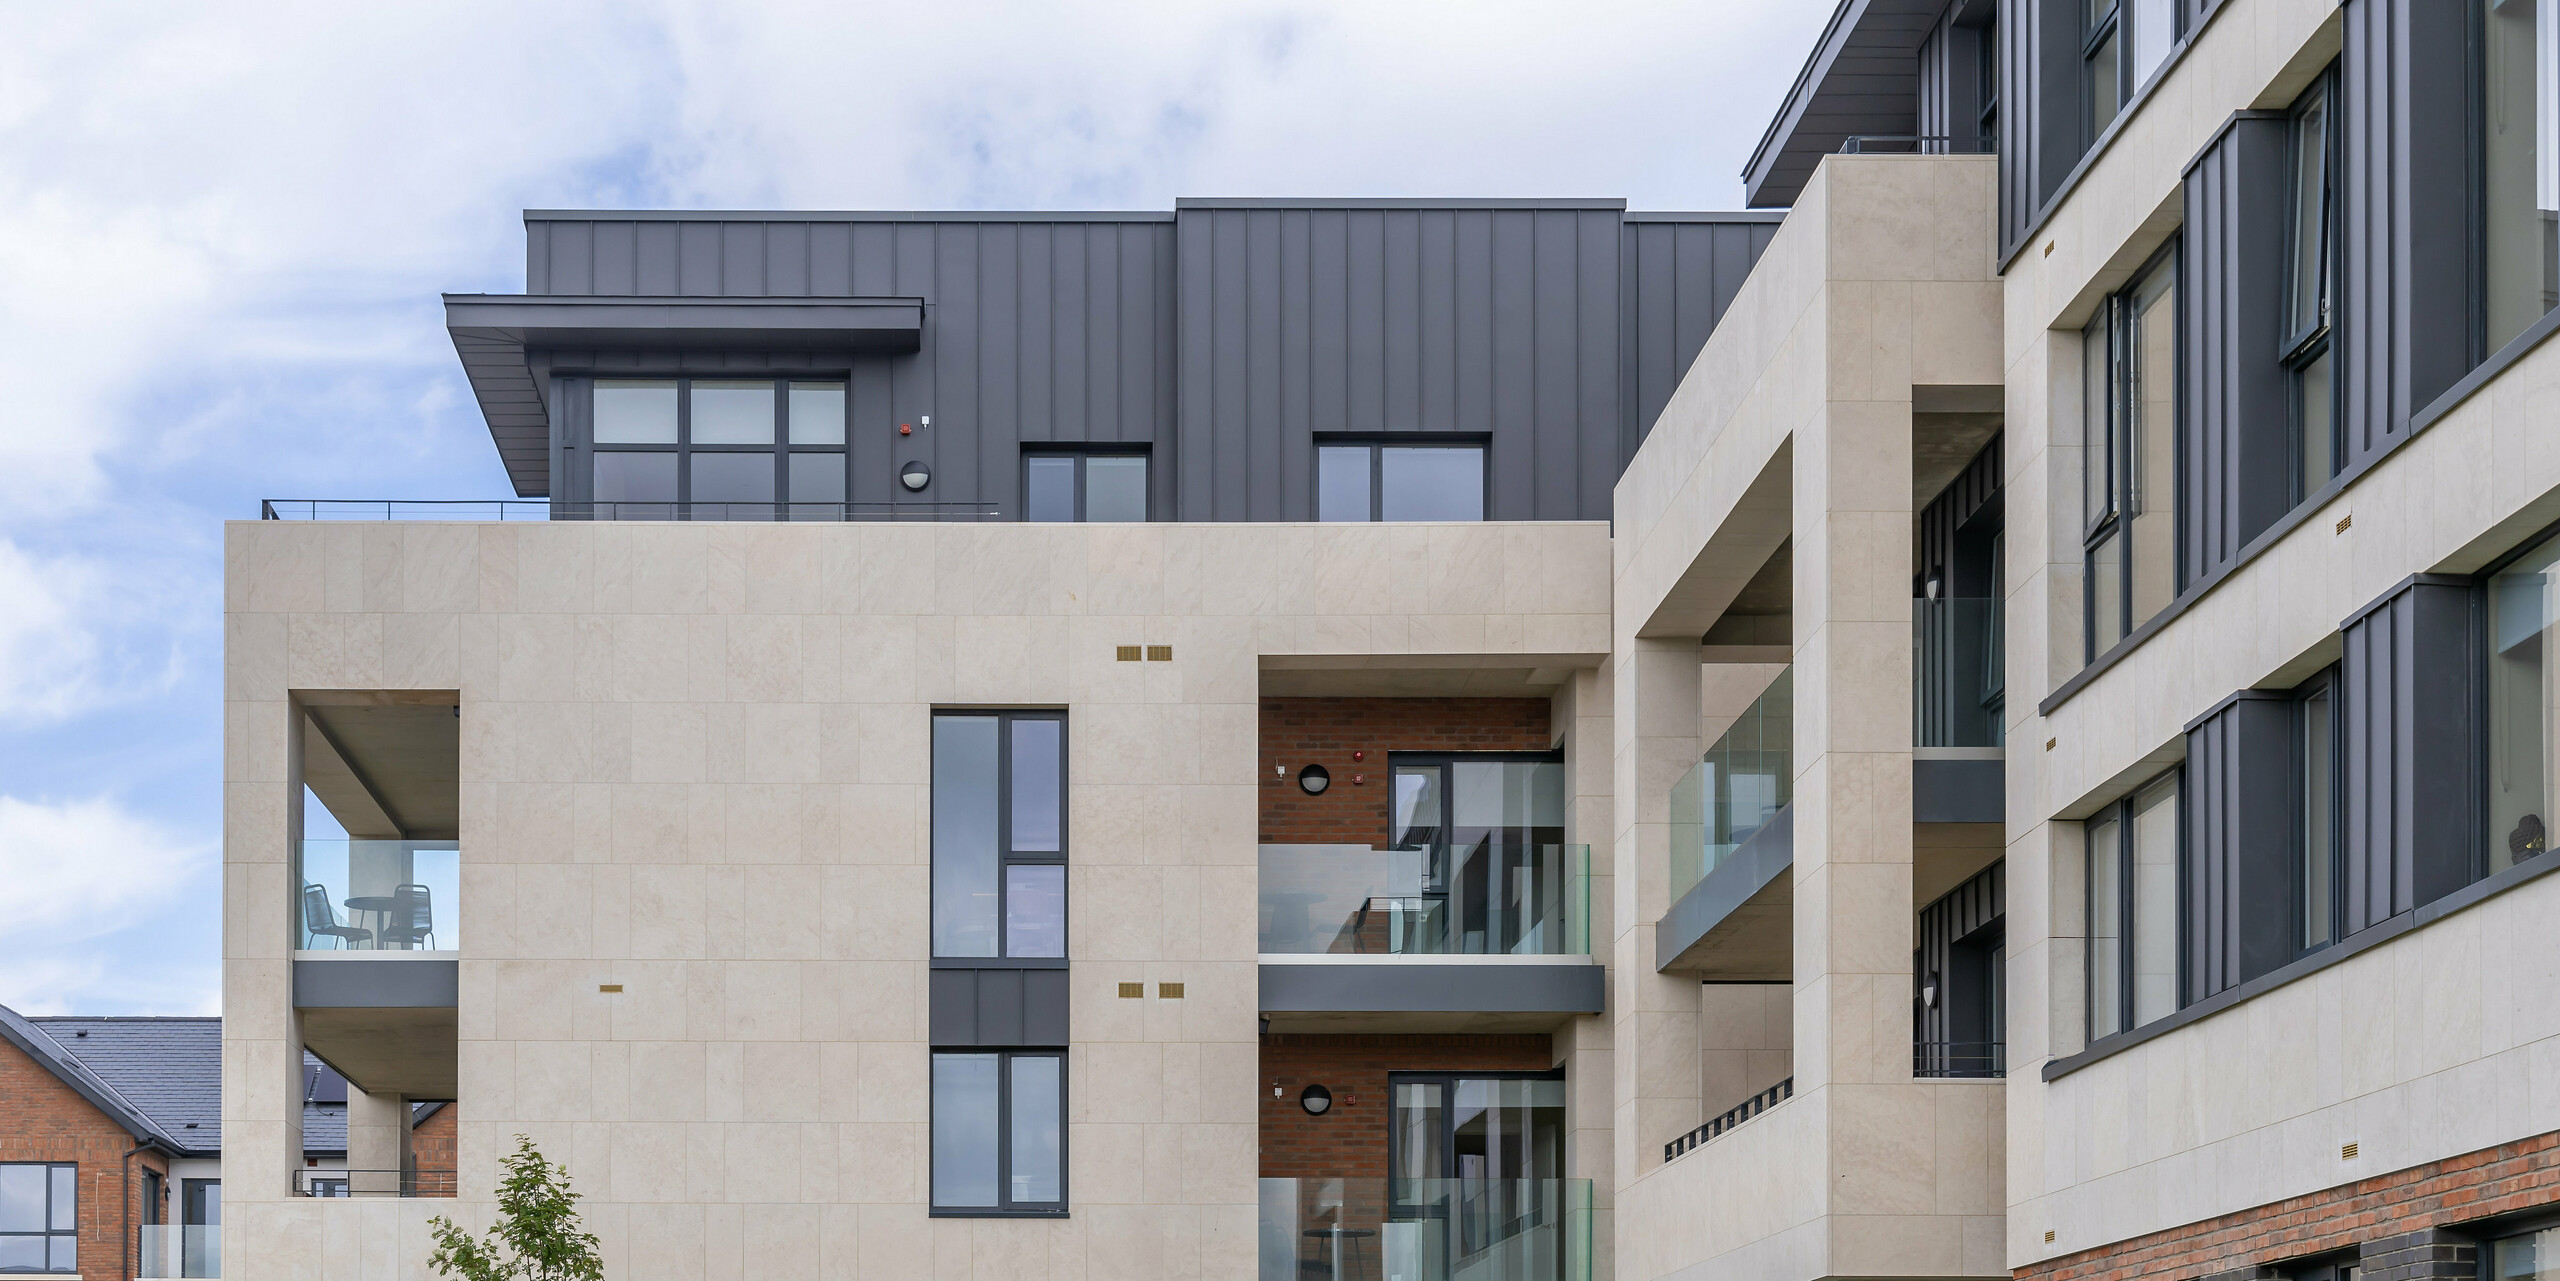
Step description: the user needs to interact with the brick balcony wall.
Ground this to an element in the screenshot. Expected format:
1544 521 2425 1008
1258 698 1554 845
2023 1131 2560 1281
1258 1032 1556 1179
0 1035 168 1279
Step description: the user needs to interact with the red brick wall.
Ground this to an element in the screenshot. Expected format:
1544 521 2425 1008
0 1034 167 1280
1259 698 1553 844
411 1102 457 1197
1258 1033 1555 1179
2022 1130 2560 1281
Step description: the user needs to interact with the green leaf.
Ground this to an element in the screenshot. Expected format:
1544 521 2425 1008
426 1136 603 1281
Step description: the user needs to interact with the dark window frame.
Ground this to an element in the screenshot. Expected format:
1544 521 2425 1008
2083 0 2126 141
1382 1066 1569 1181
928 1048 1069 1217
2086 766 2182 1044
2083 237 2182 661
2282 69 2342 505
0 1161 77 1275
2477 515 2560 884
2292 665 2345 958
1019 446 1151 523
1314 436 1491 523
930 710 1070 962
1978 18 2002 153
587 376 851 518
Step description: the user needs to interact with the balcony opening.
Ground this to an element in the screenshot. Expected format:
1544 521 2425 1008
1914 431 2003 750
1913 860 2006 1078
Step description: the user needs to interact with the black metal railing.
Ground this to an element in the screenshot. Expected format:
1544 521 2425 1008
294 1167 456 1197
1840 134 1959 154
259 499 1004 522
1913 1040 2006 1079
1663 1076 1792 1162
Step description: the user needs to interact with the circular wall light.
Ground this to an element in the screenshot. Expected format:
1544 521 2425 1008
1299 1083 1333 1116
1920 971 1941 1009
1297 764 1331 795
899 461 931 492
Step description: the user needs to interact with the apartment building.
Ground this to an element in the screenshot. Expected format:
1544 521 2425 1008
215 1 2560 1278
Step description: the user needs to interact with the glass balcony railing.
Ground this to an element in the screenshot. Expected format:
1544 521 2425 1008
296 840 458 952
1915 596 2003 749
1258 1178 1591 1281
1669 667 1791 905
137 1225 217 1279
260 499 1001 522
1258 844 1589 956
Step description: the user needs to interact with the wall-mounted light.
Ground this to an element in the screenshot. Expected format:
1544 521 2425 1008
1297 764 1331 795
1300 1084 1333 1116
1920 971 1941 1009
899 461 931 492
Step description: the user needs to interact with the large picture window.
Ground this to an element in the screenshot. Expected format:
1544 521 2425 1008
2086 771 2179 1040
932 1050 1066 1215
1317 441 1485 522
2481 0 2560 358
587 377 847 518
2283 73 2339 502
932 712 1068 960
2489 527 2560 874
2083 244 2179 660
0 1163 76 1274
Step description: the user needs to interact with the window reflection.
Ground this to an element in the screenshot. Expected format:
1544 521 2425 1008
2490 535 2560 873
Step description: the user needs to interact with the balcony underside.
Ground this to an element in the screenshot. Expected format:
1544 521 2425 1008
295 957 457 1097
1259 960 1604 1033
1657 807 1793 978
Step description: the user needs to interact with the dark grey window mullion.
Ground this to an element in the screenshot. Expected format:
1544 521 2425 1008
994 1052 1015 1209
1371 443 1386 521
676 378 693 511
1074 456 1088 522
2117 806 2136 1034
773 378 789 518
996 713 1013 957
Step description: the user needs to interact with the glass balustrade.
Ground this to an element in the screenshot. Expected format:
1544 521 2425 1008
1914 596 2004 748
1669 666 1792 905
295 840 459 952
137 1225 218 1279
1257 843 1589 956
1257 1177 1591 1281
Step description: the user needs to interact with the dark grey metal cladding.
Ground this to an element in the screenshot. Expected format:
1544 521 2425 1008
2182 690 2295 998
930 966 1071 1047
2340 575 2479 934
1171 201 1625 521
292 959 459 1008
1620 215 1786 463
1656 804 1794 973
517 215 1180 510
1914 757 2004 823
2339 0 2470 468
2180 114 2292 583
1913 859 2002 1046
1999 0 2091 259
1257 963 1604 1015
1744 0 1978 209
446 295 924 351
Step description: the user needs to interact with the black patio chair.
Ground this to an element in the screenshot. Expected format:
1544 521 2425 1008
302 883 371 949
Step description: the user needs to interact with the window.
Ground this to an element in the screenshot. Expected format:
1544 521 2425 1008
588 377 847 518
0 1163 75 1274
2296 669 2341 953
2087 770 2179 1040
2493 1226 2560 1281
2083 0 2174 139
2284 74 2340 502
1023 452 1148 522
2489 527 2560 875
1386 1072 1569 1263
2083 245 2179 660
932 712 1067 959
1978 19 2001 152
2481 0 2560 357
1389 753 1570 954
1316 441 1485 522
932 1050 1065 1214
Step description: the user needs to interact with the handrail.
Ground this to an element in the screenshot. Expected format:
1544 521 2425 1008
1662 1076 1791 1162
1913 1039 2006 1078
259 499 1003 522
1840 134 1957 154
294 1167 455 1197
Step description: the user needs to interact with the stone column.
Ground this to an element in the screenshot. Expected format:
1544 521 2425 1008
1552 664 1616 1278
1611 638 1703 1195
346 1084 412 1195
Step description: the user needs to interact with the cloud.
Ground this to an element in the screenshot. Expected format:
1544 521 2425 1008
0 794 218 1015
0 538 194 724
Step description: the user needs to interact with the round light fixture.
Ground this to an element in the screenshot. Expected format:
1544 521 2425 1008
899 461 931 492
1299 1083 1333 1116
1920 971 1941 1009
1297 764 1331 795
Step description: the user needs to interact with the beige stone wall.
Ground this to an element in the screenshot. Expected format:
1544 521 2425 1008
222 519 1609 1281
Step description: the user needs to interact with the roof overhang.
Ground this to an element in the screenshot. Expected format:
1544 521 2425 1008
0 1004 192 1155
1741 0 1979 208
442 293 926 497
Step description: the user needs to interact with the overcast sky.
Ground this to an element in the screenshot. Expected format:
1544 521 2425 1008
0 0 1831 1015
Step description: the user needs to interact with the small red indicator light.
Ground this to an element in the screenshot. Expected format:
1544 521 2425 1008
899 422 913 435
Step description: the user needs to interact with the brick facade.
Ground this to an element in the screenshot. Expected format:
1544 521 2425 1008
0 1034 168 1280
1259 698 1554 844
1258 1033 1556 1178
411 1102 458 1196
2024 1131 2560 1281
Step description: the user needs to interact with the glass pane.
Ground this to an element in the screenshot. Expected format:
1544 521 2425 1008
1391 1082 1447 1179
2303 689 2335 948
2082 313 2111 529
2496 1229 2560 1281
0 1166 44 1232
2484 0 2559 354
2087 815 2123 1037
2087 530 2124 655
933 717 1002 957
2130 776 2180 1026
46 1167 70 1232
2084 0 2112 30
2490 534 2560 873
2288 88 2330 335
183 1181 218 1226
931 1054 1000 1208
691 453 776 506
2294 347 2334 498
1451 1077 1567 1181
691 380 776 445
1318 446 1372 521
1392 766 1443 848
594 379 677 444
593 452 678 506
1009 1056 1063 1204
1380 447 1485 521
50 1234 74 1272
1005 865 1067 959
787 382 846 445
1085 456 1148 522
2125 261 2178 630
0 1239 37 1272
2088 33 2121 135
1011 719 1062 852
789 453 846 505
1025 457 1077 523
2127 0 2172 90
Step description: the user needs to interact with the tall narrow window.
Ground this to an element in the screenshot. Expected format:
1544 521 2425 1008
2284 76 2339 501
2084 246 2179 660
2298 671 2340 952
932 712 1068 959
1023 451 1149 523
2084 0 2175 143
931 1050 1065 1214
2482 0 2560 356
2086 769 2179 1039
1315 441 1485 522
0 1164 76 1274
2490 528 2560 874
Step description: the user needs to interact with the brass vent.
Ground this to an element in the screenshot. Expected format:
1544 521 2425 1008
1116 645 1142 662
2043 1231 2056 1244
598 984 623 994
1146 645 1173 662
1159 982 1186 999
2342 1141 2359 1161
1117 982 1144 999
2336 513 2354 534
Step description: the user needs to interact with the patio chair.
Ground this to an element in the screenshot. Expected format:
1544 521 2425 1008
377 883 436 950
301 883 371 949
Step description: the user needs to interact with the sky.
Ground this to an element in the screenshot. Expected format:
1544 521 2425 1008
0 0 1834 1015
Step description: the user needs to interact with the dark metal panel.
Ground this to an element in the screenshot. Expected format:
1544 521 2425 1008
1913 757 2005 822
769 222 809 298
1418 209 1458 435
1617 217 1784 467
293 959 459 1009
980 223 1023 481
1280 211 1314 512
1177 210 1217 520
677 222 721 296
527 221 552 294
1453 210 1495 449
2180 115 2291 585
1044 225 1080 443
2183 691 2293 1000
1913 859 2003 1046
849 222 895 296
1384 208 1423 436
1490 211 1537 517
594 222 637 296
2342 576 2479 934
936 226 981 505
1576 210 1620 521
929 967 1068 1046
1257 963 1605 1014
1533 211 1580 519
1250 210 1285 520
720 223 763 295
1310 209 1351 445
636 222 679 295
548 222 592 296
810 222 853 296
1346 209 1387 435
